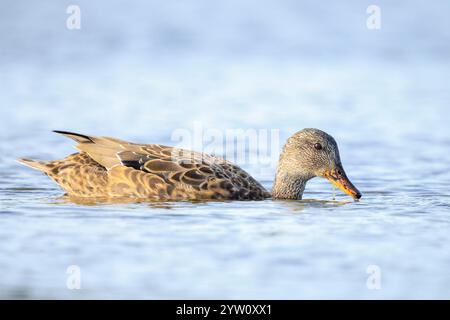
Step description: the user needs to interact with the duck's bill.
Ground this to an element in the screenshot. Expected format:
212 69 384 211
324 167 362 200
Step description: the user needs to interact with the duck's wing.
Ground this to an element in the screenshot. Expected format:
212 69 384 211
114 147 270 200
53 130 135 169
53 130 220 174
54 131 270 200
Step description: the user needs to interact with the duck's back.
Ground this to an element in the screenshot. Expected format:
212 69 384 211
19 131 270 201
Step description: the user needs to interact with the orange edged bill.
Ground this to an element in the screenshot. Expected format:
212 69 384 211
323 166 361 200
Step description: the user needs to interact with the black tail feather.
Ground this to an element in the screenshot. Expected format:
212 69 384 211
53 130 94 143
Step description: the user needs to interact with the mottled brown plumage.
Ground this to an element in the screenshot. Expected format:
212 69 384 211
19 129 362 201
19 131 270 201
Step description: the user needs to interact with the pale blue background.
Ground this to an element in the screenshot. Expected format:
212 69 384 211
0 1 449 299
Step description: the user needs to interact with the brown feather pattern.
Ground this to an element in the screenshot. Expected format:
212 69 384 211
19 132 270 201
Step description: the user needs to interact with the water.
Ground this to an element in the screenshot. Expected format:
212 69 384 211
1 0 450 299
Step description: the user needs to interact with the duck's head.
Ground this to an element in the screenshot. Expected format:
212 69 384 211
273 128 361 200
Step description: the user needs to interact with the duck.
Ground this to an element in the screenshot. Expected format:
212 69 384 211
18 128 361 201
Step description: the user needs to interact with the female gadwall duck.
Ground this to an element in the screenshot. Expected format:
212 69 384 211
19 128 361 201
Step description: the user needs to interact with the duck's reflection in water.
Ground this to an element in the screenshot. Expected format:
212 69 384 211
275 198 353 213
52 195 219 209
52 195 351 212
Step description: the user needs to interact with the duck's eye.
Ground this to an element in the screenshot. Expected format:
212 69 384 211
314 143 323 150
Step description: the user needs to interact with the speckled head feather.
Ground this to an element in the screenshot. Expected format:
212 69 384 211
18 128 361 201
272 128 361 200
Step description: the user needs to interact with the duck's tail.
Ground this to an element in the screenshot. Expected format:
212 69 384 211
52 130 94 143
17 158 52 173
17 131 93 173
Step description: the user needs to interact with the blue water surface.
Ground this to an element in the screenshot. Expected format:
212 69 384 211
0 0 449 299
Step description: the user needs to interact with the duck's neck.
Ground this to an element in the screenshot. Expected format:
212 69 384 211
272 170 311 200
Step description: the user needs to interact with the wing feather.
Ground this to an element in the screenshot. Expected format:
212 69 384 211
52 131 270 200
